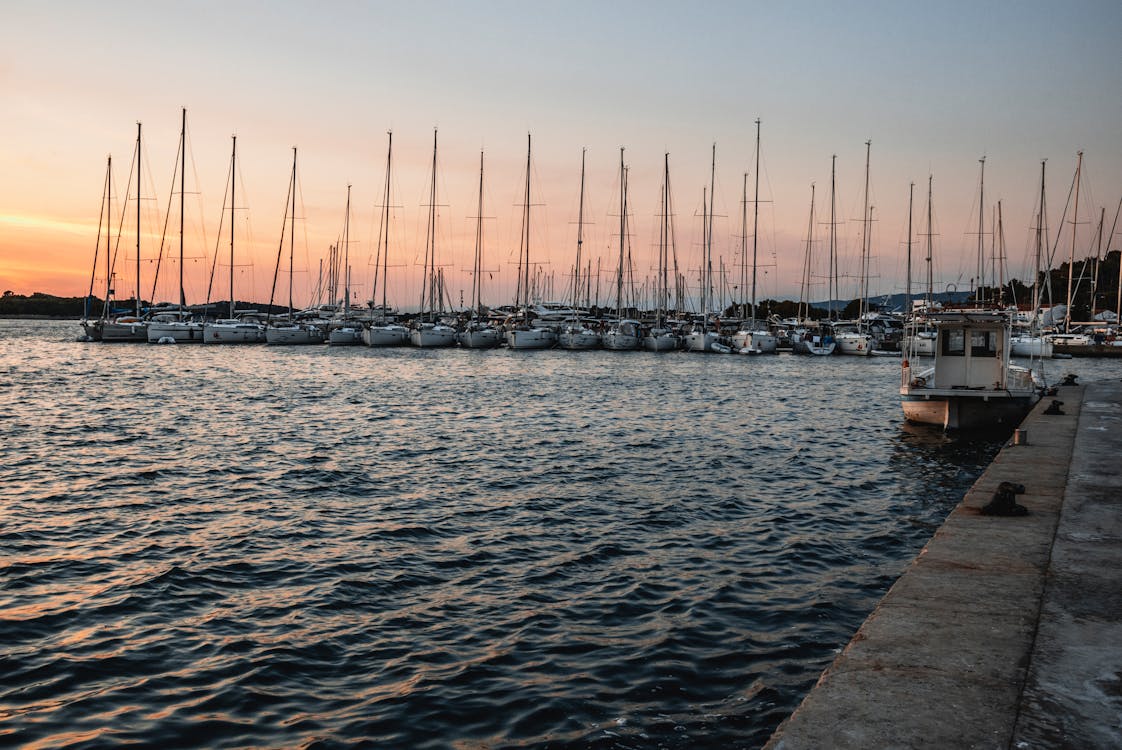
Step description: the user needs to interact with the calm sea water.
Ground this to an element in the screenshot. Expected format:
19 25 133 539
2 319 1111 749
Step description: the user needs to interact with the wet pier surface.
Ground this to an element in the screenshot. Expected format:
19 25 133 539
765 379 1122 749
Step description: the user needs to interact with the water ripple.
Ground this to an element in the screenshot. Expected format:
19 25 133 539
0 319 1027 749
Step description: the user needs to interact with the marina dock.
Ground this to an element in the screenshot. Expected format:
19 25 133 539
764 379 1122 749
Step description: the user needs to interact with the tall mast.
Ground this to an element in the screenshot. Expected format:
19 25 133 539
574 147 586 316
740 172 748 319
659 153 670 328
179 108 186 310
828 155 837 320
104 154 112 320
707 143 716 318
229 135 236 318
860 140 871 321
905 181 914 319
517 133 532 311
1066 151 1083 332
1032 161 1046 324
289 148 297 317
135 122 142 317
380 132 393 319
976 156 985 305
472 150 485 314
421 129 438 320
343 183 352 321
799 183 815 323
616 147 626 318
751 118 761 326
1091 207 1104 320
926 175 934 309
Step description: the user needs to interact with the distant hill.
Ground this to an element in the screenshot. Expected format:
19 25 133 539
809 290 973 313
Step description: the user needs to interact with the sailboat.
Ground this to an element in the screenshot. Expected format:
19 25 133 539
791 181 837 355
411 129 457 348
557 148 602 350
506 133 556 349
148 109 205 343
92 123 151 341
731 120 777 354
364 131 410 347
1011 161 1054 358
643 152 680 351
902 176 938 357
266 148 325 345
457 150 504 348
603 149 642 351
834 141 876 356
80 155 114 342
204 136 264 343
328 185 364 345
684 145 724 352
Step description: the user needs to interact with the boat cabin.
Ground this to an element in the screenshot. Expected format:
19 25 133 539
930 312 1008 390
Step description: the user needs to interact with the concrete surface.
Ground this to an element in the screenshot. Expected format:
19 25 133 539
764 379 1122 749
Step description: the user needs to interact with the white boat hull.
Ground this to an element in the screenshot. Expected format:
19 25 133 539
730 330 778 353
147 321 204 343
457 327 504 348
642 333 679 351
903 332 937 357
557 328 602 350
410 325 457 347
1010 336 1054 358
835 332 875 356
204 322 264 343
100 321 149 342
266 325 325 345
506 327 556 349
602 331 640 350
364 325 409 346
683 331 720 352
328 327 364 346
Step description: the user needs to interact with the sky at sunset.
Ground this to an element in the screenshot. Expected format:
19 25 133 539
2 1 1120 312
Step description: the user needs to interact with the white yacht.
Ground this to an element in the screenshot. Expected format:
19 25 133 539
204 319 264 343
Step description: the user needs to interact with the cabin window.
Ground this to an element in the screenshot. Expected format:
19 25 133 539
941 329 965 356
971 331 997 357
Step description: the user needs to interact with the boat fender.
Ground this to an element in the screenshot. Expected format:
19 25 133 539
911 376 926 387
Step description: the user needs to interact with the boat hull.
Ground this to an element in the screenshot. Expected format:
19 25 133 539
602 332 640 350
683 331 721 352
506 328 555 349
266 325 325 345
364 325 409 346
410 326 457 348
100 321 149 342
204 322 264 343
731 330 778 353
642 333 679 352
901 392 1037 430
835 332 875 355
557 329 602 350
457 327 504 348
328 327 364 346
147 322 204 343
1010 336 1054 358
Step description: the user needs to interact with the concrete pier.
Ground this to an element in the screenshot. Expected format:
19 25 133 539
764 380 1122 749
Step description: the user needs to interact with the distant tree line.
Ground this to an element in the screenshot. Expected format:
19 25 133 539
6 250 1118 320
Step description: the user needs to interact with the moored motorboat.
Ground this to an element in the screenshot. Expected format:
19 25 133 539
901 311 1040 430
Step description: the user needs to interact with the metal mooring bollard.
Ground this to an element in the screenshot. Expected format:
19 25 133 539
1013 428 1028 445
